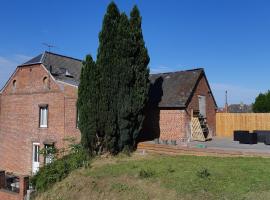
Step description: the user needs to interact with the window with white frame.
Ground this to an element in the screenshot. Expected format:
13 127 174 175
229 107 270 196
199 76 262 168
39 105 48 128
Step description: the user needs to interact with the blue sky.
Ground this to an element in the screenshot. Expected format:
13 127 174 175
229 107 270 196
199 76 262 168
0 0 270 107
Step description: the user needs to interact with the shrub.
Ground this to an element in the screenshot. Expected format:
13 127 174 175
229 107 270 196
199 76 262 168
197 168 211 179
31 146 90 192
139 168 155 178
167 165 175 173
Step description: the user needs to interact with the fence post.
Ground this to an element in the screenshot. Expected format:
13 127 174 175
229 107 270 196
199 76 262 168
0 171 5 189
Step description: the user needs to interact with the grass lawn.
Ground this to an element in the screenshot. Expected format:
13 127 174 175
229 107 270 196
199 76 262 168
34 153 270 200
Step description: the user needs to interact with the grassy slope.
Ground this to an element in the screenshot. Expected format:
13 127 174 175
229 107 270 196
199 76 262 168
34 153 270 200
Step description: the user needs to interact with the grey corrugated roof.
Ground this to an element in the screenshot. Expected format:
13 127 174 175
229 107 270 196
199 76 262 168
21 51 83 86
149 68 204 108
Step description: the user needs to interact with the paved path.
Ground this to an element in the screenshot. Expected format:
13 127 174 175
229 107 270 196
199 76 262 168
190 137 270 154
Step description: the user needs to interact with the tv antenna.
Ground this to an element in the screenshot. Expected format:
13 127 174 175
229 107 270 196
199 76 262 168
42 43 56 52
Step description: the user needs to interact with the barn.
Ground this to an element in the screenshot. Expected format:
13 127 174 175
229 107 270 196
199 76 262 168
142 68 217 143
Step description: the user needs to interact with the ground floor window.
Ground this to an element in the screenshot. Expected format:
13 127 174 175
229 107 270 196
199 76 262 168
44 144 55 165
32 143 40 174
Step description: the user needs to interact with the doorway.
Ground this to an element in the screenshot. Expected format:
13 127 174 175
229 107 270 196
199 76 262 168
32 143 40 174
198 95 206 117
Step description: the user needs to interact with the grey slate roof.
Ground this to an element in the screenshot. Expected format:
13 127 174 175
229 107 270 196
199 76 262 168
149 68 209 108
21 51 83 86
20 53 216 109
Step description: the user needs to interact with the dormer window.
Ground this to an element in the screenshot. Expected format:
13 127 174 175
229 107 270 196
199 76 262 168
64 69 74 78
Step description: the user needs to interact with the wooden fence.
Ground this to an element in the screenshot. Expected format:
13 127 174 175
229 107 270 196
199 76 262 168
216 113 270 137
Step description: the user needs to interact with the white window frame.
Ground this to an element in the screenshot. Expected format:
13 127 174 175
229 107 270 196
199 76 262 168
44 144 54 165
33 143 40 162
32 142 40 174
39 105 48 128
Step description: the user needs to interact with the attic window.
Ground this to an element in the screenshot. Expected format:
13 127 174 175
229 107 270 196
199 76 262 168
12 80 17 90
43 77 49 89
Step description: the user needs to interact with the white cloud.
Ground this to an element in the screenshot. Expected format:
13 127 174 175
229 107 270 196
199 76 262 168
14 54 32 62
150 65 172 74
0 54 31 89
211 83 260 107
0 56 17 68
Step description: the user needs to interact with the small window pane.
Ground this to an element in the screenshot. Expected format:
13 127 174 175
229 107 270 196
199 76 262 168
40 106 48 127
34 145 39 162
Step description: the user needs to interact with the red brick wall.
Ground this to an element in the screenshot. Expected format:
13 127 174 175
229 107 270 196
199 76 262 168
0 65 80 175
142 109 189 141
0 171 29 200
0 190 19 200
187 75 217 135
159 110 188 140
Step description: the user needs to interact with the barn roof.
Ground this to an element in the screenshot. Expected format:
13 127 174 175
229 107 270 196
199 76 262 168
149 68 217 108
20 51 83 86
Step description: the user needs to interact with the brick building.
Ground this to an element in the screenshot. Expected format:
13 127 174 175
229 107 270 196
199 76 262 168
0 52 81 175
0 51 217 177
142 69 217 142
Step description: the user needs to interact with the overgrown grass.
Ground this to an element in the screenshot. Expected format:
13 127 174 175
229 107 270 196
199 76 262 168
34 154 270 200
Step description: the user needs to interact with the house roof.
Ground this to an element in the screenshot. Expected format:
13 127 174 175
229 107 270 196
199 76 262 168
20 51 83 86
228 104 253 113
149 68 217 108
17 52 217 109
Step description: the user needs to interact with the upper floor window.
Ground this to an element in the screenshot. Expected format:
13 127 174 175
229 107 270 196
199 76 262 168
12 80 17 92
43 77 49 89
39 105 48 128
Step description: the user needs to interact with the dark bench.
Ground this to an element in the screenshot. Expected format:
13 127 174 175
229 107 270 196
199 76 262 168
233 130 257 144
234 130 249 141
253 130 270 145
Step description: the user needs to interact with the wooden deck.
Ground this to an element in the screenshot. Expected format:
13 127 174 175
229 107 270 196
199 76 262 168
137 142 270 158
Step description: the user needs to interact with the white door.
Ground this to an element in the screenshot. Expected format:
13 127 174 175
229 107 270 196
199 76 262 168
32 143 40 174
198 95 206 117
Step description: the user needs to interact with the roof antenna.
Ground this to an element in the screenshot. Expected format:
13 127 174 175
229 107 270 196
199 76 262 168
42 43 56 77
42 43 56 53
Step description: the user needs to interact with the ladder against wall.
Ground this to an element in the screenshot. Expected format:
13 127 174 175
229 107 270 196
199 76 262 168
191 110 212 141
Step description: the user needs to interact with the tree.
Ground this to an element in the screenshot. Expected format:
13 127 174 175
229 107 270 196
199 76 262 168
77 55 99 155
96 2 121 154
116 13 134 151
129 6 150 147
115 7 150 152
253 91 270 113
78 2 150 154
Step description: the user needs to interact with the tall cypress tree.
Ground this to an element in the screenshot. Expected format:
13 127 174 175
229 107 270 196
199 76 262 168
116 13 134 151
129 5 150 147
77 55 98 154
79 2 150 154
96 2 121 154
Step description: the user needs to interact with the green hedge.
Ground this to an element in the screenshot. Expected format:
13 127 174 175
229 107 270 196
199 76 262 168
31 148 90 192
